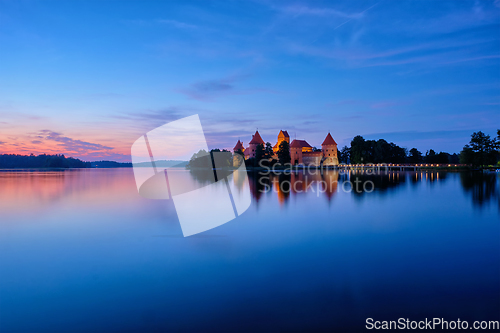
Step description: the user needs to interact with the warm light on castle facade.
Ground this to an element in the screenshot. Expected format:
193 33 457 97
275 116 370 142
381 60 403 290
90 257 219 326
233 130 339 166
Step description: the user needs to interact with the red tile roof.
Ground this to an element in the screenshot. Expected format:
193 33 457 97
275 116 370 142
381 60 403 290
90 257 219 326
249 131 265 145
233 140 244 151
290 139 312 148
322 133 337 146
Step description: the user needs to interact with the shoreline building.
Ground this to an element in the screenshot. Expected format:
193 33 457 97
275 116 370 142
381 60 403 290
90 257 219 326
273 130 290 154
234 130 338 166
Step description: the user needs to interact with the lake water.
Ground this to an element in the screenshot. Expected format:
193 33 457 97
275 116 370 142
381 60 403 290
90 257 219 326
0 168 498 332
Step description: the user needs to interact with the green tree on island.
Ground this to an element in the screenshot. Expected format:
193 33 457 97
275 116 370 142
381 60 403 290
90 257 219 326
264 142 274 160
350 135 407 164
187 149 211 168
460 131 499 167
277 140 291 165
338 146 350 164
409 148 423 163
252 142 275 167
254 143 264 163
350 135 366 164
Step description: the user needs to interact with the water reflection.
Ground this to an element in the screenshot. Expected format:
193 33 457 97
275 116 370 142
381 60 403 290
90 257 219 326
241 170 498 208
0 168 498 332
460 171 499 208
1 169 497 210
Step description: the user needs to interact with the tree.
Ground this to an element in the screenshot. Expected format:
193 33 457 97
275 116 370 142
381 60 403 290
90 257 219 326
408 148 422 164
277 141 291 165
460 146 474 165
187 149 211 168
350 135 366 164
460 131 499 167
264 142 274 160
350 135 407 164
424 149 436 163
210 148 232 167
338 146 350 164
254 143 265 163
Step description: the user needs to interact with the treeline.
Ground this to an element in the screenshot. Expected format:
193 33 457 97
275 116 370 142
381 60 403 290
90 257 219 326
339 130 499 166
0 154 91 168
186 149 233 168
341 136 408 164
459 130 499 167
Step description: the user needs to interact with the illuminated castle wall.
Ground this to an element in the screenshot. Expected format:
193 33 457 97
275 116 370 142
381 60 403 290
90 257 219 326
233 130 339 166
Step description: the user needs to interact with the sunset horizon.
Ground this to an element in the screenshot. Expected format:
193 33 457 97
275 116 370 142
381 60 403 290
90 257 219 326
2 0 499 162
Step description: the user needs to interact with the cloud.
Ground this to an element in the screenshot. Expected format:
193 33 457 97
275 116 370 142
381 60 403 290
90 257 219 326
176 76 239 101
112 107 187 132
176 75 275 101
38 130 114 152
157 19 198 30
276 4 365 19
124 18 199 30
407 1 500 35
370 100 405 109
288 35 500 70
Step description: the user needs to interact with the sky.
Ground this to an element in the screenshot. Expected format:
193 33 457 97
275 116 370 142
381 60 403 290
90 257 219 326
0 0 499 162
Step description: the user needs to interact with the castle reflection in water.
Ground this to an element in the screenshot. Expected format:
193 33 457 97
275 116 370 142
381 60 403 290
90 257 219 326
0 168 497 210
241 169 499 208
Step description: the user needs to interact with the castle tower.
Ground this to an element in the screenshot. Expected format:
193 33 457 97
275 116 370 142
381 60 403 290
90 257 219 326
233 140 245 167
273 130 290 155
247 130 265 159
233 140 244 153
321 133 339 166
289 139 312 165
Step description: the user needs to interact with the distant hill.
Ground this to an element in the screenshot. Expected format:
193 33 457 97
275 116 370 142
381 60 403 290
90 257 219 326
90 161 132 168
0 154 188 169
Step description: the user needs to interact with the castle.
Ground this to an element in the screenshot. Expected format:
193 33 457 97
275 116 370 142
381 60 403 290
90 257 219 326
233 130 339 166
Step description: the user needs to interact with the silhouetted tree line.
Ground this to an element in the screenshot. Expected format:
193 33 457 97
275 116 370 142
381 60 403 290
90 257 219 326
0 154 91 168
186 149 232 169
337 131 500 166
342 136 408 164
459 130 499 167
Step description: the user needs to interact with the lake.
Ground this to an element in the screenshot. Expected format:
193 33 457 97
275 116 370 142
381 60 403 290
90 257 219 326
0 168 498 332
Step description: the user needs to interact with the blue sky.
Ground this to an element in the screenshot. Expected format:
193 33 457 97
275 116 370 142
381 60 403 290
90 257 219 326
0 0 499 161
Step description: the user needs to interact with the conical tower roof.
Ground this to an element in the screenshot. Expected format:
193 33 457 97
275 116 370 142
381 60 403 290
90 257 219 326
233 140 244 151
249 130 265 145
322 133 337 146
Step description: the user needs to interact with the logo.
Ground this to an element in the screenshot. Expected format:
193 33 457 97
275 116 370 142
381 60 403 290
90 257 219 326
130 115 251 237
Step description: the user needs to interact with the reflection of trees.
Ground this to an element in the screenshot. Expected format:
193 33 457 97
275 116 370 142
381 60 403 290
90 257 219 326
188 168 216 185
247 172 270 203
190 169 499 210
460 172 498 208
348 170 407 199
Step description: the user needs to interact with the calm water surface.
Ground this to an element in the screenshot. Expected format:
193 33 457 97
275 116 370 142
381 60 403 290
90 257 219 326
0 168 498 332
